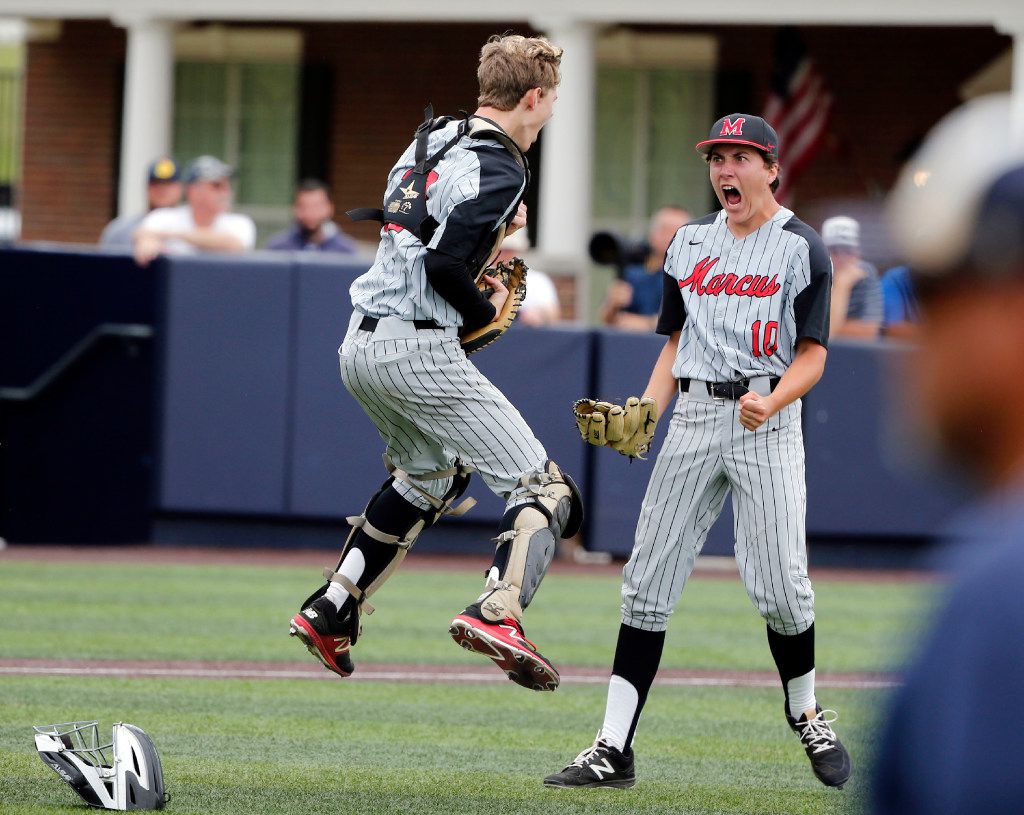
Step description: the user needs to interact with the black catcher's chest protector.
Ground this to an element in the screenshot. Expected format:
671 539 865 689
348 105 529 265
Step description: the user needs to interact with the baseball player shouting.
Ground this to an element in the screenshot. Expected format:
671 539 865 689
288 34 583 693
546 114 851 789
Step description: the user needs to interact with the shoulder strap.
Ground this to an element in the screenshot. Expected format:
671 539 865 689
466 116 529 172
347 206 385 224
413 104 434 170
413 104 463 173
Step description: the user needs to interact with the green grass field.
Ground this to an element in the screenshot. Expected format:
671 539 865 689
0 556 935 814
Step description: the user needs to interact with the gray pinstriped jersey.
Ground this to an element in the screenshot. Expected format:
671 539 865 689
350 120 526 328
660 207 831 381
618 205 832 637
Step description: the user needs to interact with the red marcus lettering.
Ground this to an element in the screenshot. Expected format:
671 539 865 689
678 257 781 298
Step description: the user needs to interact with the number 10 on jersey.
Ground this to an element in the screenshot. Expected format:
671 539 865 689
751 320 779 357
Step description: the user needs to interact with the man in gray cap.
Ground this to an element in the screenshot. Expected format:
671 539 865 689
132 154 256 266
820 215 883 339
99 157 183 249
873 94 1024 814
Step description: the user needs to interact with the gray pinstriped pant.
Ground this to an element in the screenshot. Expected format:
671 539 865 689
338 311 548 509
621 387 815 635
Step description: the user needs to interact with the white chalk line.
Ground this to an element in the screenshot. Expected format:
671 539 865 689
0 665 898 690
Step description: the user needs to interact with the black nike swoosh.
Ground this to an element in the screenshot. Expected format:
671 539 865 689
688 240 701 245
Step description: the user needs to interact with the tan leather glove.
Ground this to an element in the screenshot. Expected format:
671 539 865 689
459 257 528 354
573 397 658 459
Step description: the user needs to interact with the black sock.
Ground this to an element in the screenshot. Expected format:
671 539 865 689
609 623 666 750
766 623 815 715
489 506 518 576
338 487 424 616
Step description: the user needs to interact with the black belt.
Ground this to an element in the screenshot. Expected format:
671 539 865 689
679 376 781 400
359 316 442 332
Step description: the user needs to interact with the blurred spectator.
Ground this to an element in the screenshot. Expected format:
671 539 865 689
880 264 920 339
873 95 1024 815
99 157 182 249
821 216 883 339
265 179 359 254
495 230 561 326
599 206 690 331
132 155 256 267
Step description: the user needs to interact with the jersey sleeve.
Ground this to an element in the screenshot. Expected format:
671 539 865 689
655 271 686 335
655 231 686 335
422 249 496 330
792 234 832 348
427 146 524 262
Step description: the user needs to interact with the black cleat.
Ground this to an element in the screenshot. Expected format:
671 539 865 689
544 738 636 789
787 706 852 788
288 596 356 678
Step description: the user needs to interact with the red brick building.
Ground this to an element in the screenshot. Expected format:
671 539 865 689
8 7 1017 316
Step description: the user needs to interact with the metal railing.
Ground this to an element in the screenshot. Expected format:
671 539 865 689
0 323 153 403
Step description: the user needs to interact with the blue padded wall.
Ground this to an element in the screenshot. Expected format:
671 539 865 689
158 254 294 513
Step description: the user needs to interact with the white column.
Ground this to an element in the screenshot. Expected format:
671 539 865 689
114 16 175 217
997 16 1024 143
532 18 596 323
1012 28 1024 143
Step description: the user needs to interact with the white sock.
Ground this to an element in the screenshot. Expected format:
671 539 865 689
787 668 817 719
598 675 640 752
324 549 366 612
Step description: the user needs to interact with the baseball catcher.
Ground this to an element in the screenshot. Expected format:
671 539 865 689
289 34 584 693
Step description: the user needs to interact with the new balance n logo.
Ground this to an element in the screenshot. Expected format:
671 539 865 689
589 758 615 780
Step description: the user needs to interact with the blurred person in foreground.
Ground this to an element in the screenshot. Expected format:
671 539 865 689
132 155 256 267
599 206 690 331
265 179 359 254
873 93 1024 814
495 229 561 325
99 157 182 248
821 215 883 339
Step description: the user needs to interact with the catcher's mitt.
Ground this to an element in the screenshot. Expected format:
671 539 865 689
459 257 528 354
573 397 658 459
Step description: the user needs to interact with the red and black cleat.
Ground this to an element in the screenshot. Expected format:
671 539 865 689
288 597 355 678
449 602 560 691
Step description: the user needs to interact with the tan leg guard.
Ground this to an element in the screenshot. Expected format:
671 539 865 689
477 460 583 624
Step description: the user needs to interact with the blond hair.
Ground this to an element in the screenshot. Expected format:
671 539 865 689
477 34 563 111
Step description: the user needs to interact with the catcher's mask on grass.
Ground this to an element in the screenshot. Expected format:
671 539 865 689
33 721 167 810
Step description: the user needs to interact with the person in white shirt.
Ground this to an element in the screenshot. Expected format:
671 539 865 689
132 155 256 266
496 229 561 325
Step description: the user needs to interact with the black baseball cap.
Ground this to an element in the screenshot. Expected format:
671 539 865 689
147 157 180 183
696 114 779 161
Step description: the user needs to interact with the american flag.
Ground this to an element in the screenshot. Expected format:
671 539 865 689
763 27 833 204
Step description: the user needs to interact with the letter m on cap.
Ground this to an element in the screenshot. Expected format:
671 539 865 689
720 117 745 136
